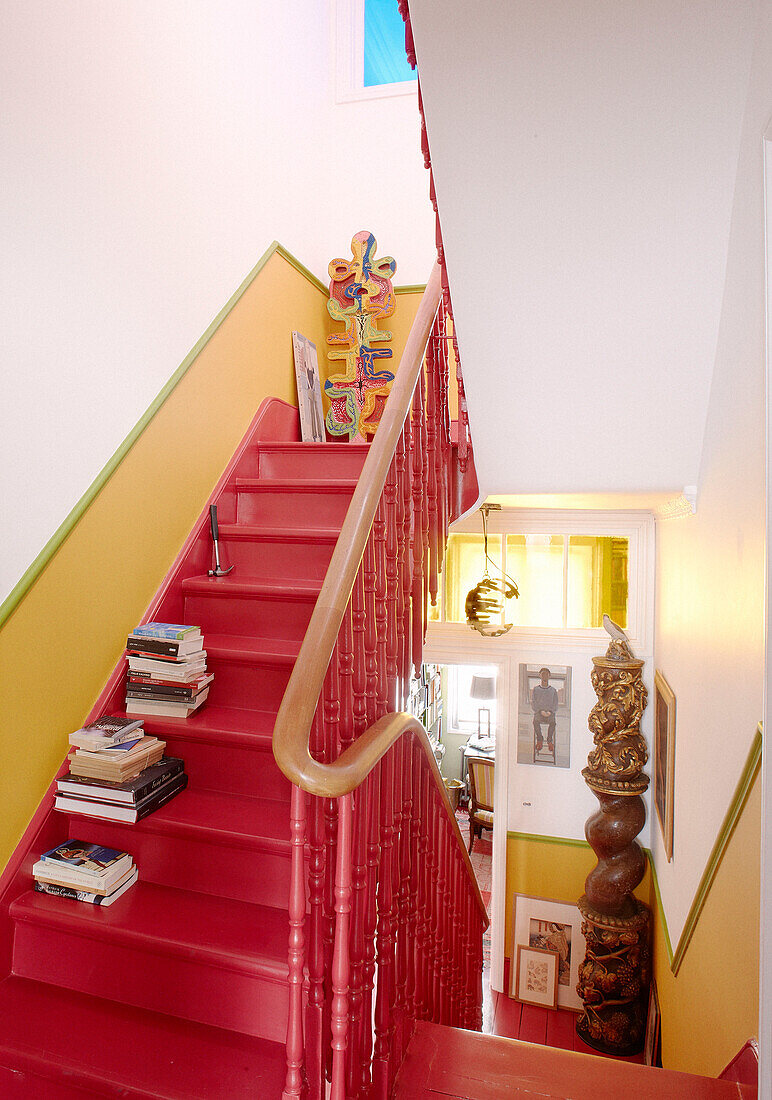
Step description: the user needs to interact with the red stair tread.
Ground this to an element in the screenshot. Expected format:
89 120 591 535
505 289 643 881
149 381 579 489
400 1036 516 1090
60 786 290 853
141 703 277 748
0 977 286 1099
393 1022 756 1099
205 633 301 663
182 575 322 599
235 477 358 490
134 787 289 851
217 523 341 542
11 881 288 979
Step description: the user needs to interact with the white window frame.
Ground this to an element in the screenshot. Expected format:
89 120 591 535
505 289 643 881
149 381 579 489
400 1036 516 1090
429 508 655 655
335 0 419 104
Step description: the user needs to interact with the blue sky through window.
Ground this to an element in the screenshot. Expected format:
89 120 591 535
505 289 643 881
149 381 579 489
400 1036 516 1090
363 0 417 87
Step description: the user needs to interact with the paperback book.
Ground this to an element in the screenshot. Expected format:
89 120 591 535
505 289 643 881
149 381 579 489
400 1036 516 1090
69 716 144 751
34 867 138 906
130 623 201 641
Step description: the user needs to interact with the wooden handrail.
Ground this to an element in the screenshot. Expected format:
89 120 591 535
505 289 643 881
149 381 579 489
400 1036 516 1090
272 261 488 923
272 262 440 797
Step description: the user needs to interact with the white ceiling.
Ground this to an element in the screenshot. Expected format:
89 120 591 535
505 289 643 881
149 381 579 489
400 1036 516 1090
408 0 758 494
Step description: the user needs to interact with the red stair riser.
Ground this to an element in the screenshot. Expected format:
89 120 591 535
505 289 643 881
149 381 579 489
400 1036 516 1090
236 485 355 527
201 532 336 580
12 923 288 1042
57 820 290 909
256 444 368 480
183 591 315 640
159 737 291 801
204 659 293 711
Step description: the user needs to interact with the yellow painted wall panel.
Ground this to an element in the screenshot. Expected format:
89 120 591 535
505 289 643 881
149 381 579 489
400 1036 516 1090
0 247 328 876
651 773 760 1077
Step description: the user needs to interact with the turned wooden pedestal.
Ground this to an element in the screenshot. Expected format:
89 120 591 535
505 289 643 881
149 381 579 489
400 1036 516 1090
576 638 651 1056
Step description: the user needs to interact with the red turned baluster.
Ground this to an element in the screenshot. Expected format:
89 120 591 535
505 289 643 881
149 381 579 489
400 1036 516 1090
330 793 353 1100
393 736 413 1064
352 569 367 740
455 333 469 473
338 603 354 750
394 431 408 708
425 330 440 611
411 373 427 670
323 642 341 763
283 784 307 1100
384 456 400 710
373 499 389 720
346 782 369 1097
405 741 422 1026
306 787 325 1098
363 535 379 727
399 422 414 696
359 766 381 1096
372 746 397 1097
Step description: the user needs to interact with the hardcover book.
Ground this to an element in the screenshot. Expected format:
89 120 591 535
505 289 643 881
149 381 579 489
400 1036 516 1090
56 757 185 804
130 623 201 641
54 774 188 824
126 688 209 718
126 635 204 659
39 841 132 876
127 653 207 673
126 674 213 699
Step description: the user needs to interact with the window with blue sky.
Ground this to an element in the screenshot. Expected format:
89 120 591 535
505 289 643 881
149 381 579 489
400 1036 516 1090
363 0 417 87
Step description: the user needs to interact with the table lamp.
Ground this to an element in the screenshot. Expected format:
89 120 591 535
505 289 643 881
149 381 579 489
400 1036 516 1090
470 675 496 741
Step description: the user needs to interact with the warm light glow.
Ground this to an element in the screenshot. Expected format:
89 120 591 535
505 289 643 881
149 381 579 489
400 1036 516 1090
506 535 564 627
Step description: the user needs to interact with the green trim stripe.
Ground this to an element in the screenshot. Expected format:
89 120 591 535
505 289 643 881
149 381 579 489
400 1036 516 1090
0 240 317 632
506 830 590 849
668 723 762 974
507 724 762 976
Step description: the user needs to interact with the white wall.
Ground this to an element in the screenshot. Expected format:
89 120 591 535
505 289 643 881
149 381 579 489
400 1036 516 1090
0 1 434 602
408 0 757 494
652 1 770 946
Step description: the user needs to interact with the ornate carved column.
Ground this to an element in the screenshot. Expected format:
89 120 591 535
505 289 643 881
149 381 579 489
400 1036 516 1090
576 618 651 1055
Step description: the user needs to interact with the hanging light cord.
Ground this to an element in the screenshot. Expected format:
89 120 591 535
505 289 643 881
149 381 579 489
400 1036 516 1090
481 506 519 597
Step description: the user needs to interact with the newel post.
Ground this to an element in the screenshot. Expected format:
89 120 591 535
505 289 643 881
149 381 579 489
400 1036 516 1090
576 618 651 1056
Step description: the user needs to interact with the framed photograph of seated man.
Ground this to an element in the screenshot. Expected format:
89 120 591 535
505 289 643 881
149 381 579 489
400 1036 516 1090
516 664 572 768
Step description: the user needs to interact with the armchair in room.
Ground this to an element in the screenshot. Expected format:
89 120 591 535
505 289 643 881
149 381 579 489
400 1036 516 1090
467 756 494 853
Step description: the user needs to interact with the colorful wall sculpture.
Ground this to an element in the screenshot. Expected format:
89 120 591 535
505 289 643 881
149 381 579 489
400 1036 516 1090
324 230 397 441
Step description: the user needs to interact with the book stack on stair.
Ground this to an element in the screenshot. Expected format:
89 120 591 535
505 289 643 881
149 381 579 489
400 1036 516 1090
32 840 138 906
54 715 188 823
125 622 212 718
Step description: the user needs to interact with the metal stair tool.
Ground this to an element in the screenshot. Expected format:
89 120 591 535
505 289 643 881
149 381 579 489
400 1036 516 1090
208 505 233 577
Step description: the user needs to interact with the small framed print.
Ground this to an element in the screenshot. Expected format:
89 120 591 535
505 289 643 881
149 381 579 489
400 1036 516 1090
510 894 586 1011
515 945 559 1009
653 670 676 862
644 980 661 1066
292 331 326 443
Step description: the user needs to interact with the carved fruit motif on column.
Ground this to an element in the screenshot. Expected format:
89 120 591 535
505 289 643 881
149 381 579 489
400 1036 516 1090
576 616 651 1056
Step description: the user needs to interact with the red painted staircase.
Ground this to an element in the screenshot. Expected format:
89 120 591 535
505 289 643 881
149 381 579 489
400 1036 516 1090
0 399 367 1098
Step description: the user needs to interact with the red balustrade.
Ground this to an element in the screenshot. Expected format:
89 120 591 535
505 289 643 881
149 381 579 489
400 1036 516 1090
276 272 486 1100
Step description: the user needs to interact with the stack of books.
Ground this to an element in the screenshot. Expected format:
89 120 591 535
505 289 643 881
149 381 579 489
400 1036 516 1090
32 840 138 906
54 716 187 822
125 623 212 718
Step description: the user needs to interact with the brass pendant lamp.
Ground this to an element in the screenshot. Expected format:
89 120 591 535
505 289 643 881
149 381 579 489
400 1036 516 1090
465 504 519 637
